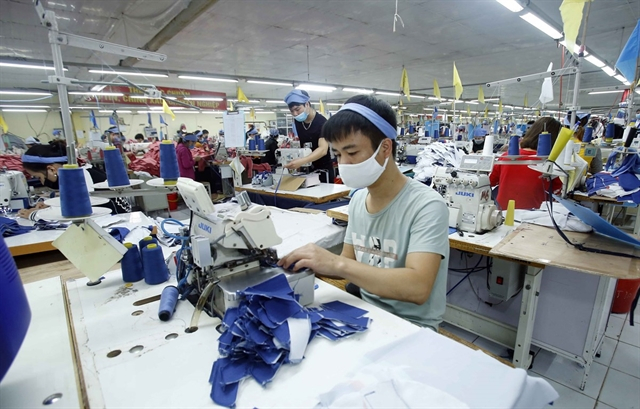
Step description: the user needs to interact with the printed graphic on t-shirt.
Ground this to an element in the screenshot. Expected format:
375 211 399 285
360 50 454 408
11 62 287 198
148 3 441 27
351 233 398 268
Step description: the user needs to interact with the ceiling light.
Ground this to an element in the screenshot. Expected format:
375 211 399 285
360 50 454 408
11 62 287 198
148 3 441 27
428 97 441 101
423 108 433 110
0 62 67 71
326 103 343 106
559 41 589 56
246 80 293 86
296 83 336 92
176 111 201 114
201 112 223 115
343 87 374 94
266 100 283 103
483 98 500 102
99 110 132 113
584 55 605 68
68 92 124 96
465 100 479 105
2 109 48 112
602 66 616 76
88 69 168 78
183 97 223 101
624 80 632 86
70 106 99 110
520 13 562 39
255 111 274 114
376 91 400 96
178 75 238 83
130 95 149 99
614 74 628 83
91 85 106 92
409 95 425 99
588 90 624 95
149 106 185 110
495 0 523 12
0 105 49 108
280 109 290 112
0 90 53 96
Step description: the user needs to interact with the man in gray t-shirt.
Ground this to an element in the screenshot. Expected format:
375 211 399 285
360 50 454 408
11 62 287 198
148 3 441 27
278 95 449 330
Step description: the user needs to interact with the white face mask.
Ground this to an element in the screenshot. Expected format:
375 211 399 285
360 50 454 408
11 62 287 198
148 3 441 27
338 142 389 189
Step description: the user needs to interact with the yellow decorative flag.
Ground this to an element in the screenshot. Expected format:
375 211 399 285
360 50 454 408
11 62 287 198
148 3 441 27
162 99 175 121
237 87 250 103
536 110 541 116
319 99 325 115
559 0 590 53
401 67 410 101
498 100 503 114
478 86 485 104
433 79 441 100
484 105 489 118
467 106 471 116
453 62 463 99
250 108 256 120
524 93 529 108
228 100 234 111
0 114 8 133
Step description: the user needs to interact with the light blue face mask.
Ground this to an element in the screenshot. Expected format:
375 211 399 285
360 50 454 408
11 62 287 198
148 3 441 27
294 106 308 122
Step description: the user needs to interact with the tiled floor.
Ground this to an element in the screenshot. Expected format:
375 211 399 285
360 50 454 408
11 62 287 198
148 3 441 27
443 311 640 409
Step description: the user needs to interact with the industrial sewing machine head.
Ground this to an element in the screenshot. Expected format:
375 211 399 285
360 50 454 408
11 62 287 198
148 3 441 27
0 169 30 215
432 155 503 233
175 178 315 323
275 147 321 187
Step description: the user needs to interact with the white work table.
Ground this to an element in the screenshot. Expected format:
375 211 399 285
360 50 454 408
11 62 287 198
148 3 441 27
6 211 154 256
236 183 351 204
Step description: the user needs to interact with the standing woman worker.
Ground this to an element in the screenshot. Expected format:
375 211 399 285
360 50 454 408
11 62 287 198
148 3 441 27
284 90 335 183
176 133 201 180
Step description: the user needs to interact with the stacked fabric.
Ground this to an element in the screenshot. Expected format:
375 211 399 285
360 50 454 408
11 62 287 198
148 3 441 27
412 141 465 183
129 141 214 176
210 274 370 407
586 172 640 203
0 217 34 237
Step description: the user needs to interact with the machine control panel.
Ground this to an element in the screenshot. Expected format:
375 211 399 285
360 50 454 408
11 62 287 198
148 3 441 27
459 155 494 173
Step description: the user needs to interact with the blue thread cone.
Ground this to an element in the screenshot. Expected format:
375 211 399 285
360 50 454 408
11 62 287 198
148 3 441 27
508 135 520 156
159 141 179 185
248 139 256 150
0 236 31 382
58 165 92 218
158 285 179 321
258 138 265 150
583 126 594 143
606 123 616 141
103 146 130 187
121 243 144 283
537 132 552 156
142 244 169 285
138 236 158 251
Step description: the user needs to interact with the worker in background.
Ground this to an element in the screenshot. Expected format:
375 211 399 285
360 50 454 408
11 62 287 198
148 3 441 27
175 133 201 180
134 134 145 143
565 111 603 175
283 90 334 183
245 124 255 139
471 127 487 153
25 136 41 149
490 117 563 210
214 130 227 162
278 95 449 331
263 128 279 167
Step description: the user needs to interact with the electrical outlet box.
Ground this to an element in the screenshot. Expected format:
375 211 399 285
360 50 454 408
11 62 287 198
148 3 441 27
488 258 526 301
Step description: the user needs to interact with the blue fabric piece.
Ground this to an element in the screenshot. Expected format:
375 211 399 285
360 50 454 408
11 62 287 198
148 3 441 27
251 359 282 386
0 218 35 237
90 110 99 129
618 173 640 191
284 90 310 105
586 172 618 196
616 19 640 83
321 301 368 318
108 227 130 243
160 115 168 126
33 219 69 231
338 103 397 140
209 358 240 408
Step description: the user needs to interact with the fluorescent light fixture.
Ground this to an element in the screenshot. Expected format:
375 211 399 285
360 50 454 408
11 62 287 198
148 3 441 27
588 90 624 95
343 87 374 94
326 103 343 106
584 55 605 68
91 85 106 92
465 100 479 105
255 111 274 114
602 66 616 76
559 41 588 56
376 91 400 96
614 74 628 83
178 75 238 83
88 69 168 78
2 109 47 112
0 62 67 71
201 111 223 114
183 97 223 101
149 106 185 110
624 80 632 86
484 98 500 101
99 110 132 113
266 100 283 103
451 99 464 103
280 109 290 112
246 80 292 86
428 97 441 101
0 90 52 96
496 0 523 12
0 105 49 108
520 13 562 39
296 83 336 92
423 108 433 110
68 92 124 96
137 111 155 114
176 111 201 114
69 106 99 109
228 99 260 103
409 95 425 99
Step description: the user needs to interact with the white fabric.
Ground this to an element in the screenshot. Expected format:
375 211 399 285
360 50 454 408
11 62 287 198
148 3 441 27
268 207 345 256
514 201 593 232
412 141 465 182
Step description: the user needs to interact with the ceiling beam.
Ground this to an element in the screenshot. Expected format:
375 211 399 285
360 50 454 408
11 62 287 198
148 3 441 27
120 0 220 67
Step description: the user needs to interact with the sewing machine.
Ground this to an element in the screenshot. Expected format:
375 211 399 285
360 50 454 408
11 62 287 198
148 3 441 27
432 155 503 233
275 148 313 168
0 169 30 213
405 144 426 164
175 178 315 324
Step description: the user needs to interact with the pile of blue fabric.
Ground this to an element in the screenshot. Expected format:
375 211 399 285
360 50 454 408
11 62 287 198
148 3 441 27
0 217 34 237
586 149 640 203
210 274 370 407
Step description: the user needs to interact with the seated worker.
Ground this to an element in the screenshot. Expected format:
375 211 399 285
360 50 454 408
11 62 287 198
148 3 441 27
263 128 279 167
214 130 228 162
278 95 449 331
18 140 126 219
176 134 201 180
284 90 335 183
564 111 603 175
490 117 563 210
471 127 488 153
134 133 145 143
25 136 41 149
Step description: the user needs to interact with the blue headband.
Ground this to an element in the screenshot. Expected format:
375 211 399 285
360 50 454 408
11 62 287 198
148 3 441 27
284 90 310 105
337 103 397 140
22 155 68 164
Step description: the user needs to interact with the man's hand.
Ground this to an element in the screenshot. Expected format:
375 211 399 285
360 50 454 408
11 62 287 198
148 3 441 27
17 208 37 219
277 243 344 277
284 158 305 170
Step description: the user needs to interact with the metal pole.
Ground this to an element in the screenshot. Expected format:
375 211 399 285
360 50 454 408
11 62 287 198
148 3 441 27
48 28 77 164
